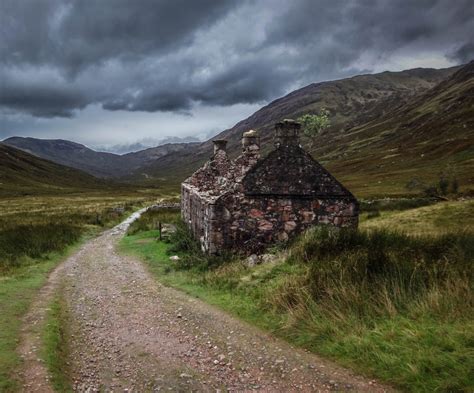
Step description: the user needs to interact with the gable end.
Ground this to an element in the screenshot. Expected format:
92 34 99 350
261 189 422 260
242 145 354 198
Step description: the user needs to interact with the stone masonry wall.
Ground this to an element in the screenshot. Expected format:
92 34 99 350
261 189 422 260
181 184 226 254
210 193 358 254
181 184 209 251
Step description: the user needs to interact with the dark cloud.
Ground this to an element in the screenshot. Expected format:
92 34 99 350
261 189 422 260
0 83 87 118
0 67 89 117
1 0 235 74
1 0 473 118
450 42 474 63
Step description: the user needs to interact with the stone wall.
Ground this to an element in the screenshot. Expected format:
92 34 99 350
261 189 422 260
210 193 358 254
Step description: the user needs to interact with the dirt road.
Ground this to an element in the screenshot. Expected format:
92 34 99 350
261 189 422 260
18 212 393 392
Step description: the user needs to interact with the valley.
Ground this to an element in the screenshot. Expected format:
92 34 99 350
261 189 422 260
4 62 472 199
2 2 473 392
1 61 473 392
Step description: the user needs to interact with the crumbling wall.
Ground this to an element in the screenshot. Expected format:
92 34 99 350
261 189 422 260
181 185 226 254
181 184 206 246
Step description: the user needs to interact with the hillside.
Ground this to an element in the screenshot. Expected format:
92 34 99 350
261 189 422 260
2 137 198 178
3 63 472 198
0 144 114 196
322 60 474 196
131 63 473 197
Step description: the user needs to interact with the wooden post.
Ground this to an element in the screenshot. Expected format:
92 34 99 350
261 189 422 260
158 221 162 241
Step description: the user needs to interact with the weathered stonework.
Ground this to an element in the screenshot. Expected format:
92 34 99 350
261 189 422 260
182 120 359 254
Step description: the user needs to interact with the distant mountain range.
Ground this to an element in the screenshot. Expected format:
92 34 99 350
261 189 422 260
2 137 198 178
2 61 473 197
94 136 201 154
0 143 111 197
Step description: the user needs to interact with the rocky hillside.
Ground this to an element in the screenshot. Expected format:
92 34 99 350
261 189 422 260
0 144 114 196
2 137 198 178
130 64 471 197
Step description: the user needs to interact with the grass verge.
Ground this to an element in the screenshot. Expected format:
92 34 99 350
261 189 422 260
120 203 474 393
0 243 82 392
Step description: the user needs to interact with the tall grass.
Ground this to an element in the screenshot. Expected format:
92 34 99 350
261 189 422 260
264 228 474 391
280 228 473 320
0 224 82 273
0 197 147 274
167 219 239 271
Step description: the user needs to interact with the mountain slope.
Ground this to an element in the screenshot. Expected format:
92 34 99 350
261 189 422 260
3 63 471 198
0 144 112 196
131 65 467 196
2 138 123 178
320 60 474 196
2 137 198 178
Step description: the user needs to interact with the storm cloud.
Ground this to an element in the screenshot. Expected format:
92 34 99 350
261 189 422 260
0 0 473 147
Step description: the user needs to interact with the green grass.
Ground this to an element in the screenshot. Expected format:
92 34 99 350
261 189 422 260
360 199 474 235
0 194 155 274
0 245 81 391
120 201 474 392
42 296 72 392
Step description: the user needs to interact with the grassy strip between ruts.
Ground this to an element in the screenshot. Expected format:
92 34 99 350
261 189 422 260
42 295 72 392
119 205 473 393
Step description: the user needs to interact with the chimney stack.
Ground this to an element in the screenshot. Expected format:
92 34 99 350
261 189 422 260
213 139 228 155
275 119 301 147
242 129 260 155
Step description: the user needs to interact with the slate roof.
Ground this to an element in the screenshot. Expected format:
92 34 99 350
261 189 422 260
242 144 355 199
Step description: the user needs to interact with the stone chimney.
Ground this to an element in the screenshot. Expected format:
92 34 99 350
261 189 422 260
275 119 301 147
242 129 260 156
213 139 228 155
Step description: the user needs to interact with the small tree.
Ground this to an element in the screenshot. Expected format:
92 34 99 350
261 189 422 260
298 109 331 147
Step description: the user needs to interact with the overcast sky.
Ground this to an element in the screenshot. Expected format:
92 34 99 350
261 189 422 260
1 0 473 152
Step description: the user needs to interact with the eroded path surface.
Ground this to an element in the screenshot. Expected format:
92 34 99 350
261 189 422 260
19 212 393 392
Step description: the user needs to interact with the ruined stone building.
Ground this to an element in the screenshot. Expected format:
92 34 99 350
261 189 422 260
181 119 359 254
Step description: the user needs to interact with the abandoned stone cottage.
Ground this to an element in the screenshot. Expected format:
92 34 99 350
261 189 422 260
181 119 359 254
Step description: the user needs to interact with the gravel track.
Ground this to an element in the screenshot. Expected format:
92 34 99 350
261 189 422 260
17 212 394 392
